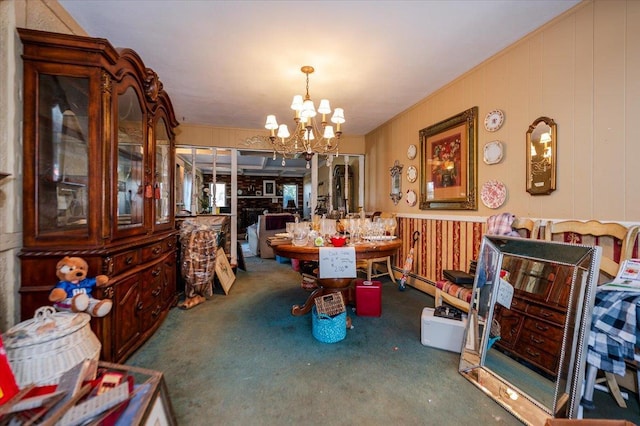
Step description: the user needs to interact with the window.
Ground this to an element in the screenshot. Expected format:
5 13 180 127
283 184 297 209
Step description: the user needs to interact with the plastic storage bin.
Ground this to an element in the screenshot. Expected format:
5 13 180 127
355 279 382 317
420 307 467 353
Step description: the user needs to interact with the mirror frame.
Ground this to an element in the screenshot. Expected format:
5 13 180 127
390 160 403 205
526 116 557 195
459 236 602 424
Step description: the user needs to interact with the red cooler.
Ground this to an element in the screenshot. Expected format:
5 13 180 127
355 279 382 317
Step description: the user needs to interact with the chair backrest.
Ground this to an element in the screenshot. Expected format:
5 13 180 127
544 220 639 281
511 218 541 239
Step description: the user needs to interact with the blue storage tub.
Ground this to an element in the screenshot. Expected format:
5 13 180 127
312 306 346 343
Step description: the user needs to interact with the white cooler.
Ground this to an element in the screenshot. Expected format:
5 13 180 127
420 307 467 353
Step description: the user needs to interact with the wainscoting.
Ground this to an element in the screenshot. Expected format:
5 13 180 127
395 216 486 295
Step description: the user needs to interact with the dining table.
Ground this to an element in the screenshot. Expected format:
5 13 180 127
271 238 402 316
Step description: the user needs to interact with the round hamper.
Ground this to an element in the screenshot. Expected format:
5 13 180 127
311 306 346 343
2 307 101 387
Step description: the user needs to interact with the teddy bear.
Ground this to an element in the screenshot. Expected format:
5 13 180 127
48 256 112 317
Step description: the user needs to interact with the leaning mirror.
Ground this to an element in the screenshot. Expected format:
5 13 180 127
526 117 557 195
459 236 601 425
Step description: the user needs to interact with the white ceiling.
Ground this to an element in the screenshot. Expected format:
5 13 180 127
58 0 580 137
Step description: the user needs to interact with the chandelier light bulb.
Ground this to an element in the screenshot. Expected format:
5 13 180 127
323 125 335 140
277 124 290 139
290 95 303 111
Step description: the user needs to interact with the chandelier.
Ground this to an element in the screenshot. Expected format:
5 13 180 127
265 66 345 168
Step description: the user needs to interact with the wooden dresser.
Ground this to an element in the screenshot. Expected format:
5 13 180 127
18 28 179 363
492 258 572 378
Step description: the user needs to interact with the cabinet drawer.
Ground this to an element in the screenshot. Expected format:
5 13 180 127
519 328 562 355
163 237 177 253
141 303 164 332
140 263 164 306
112 249 140 276
142 242 165 263
523 318 564 342
526 305 565 325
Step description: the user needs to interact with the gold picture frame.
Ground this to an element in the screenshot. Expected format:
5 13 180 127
419 107 478 210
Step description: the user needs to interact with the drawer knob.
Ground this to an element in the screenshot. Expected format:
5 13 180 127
525 348 540 358
126 256 134 265
152 268 161 277
153 247 162 255
535 323 549 332
531 335 545 344
136 301 144 311
152 286 162 297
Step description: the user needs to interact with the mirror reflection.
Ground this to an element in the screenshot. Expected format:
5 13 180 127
459 236 601 424
526 117 557 195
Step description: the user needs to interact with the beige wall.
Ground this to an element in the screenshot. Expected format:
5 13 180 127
0 0 86 330
365 0 640 224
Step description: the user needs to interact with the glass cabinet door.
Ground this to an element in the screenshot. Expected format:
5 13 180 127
116 86 145 230
155 117 171 226
37 74 90 235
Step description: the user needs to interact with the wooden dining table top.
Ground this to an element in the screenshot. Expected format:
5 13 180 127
271 238 402 262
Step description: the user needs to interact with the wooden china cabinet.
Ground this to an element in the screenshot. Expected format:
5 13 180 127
18 29 179 363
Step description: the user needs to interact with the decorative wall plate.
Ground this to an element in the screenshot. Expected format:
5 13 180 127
484 109 504 132
483 140 504 165
480 180 507 209
407 144 417 160
406 165 418 183
406 189 417 207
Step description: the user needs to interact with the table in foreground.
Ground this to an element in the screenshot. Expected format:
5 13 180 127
271 239 402 316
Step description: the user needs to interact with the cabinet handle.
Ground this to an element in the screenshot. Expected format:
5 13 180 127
540 311 552 318
535 323 549 332
126 256 134 265
525 348 540 358
152 286 162 297
152 267 161 277
136 301 144 311
531 336 544 344
153 247 162 255
152 307 161 318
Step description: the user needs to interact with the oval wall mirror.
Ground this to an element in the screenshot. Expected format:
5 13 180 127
526 117 557 195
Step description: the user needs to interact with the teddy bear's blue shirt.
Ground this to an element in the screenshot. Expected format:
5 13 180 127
54 277 98 298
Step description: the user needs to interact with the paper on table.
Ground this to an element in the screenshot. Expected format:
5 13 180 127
599 259 640 292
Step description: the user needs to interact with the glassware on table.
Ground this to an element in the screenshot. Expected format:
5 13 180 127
292 222 310 246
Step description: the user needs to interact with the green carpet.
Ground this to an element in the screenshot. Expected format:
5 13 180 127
126 257 638 425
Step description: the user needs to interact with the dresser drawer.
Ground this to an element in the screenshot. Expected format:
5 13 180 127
519 327 562 355
111 249 140 276
526 304 565 325
519 343 559 373
523 318 564 342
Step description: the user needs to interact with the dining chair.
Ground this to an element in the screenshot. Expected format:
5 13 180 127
356 212 397 283
544 220 639 410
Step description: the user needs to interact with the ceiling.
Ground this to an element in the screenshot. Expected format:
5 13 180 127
58 0 580 138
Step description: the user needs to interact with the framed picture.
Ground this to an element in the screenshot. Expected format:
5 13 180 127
419 106 478 210
263 180 276 196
